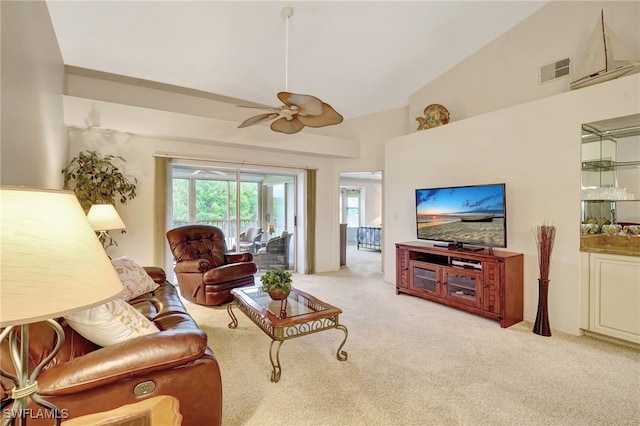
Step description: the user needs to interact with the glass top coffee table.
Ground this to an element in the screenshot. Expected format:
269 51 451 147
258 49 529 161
228 285 348 382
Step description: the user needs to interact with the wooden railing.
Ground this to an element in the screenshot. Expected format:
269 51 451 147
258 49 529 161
171 219 260 235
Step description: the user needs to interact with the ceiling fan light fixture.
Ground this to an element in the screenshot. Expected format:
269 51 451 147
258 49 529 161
271 116 305 134
278 92 324 116
237 7 343 134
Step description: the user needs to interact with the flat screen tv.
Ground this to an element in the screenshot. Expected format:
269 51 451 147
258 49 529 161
415 183 507 250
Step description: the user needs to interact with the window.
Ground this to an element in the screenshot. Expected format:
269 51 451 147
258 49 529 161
172 178 189 226
341 188 361 227
170 163 297 269
171 169 260 242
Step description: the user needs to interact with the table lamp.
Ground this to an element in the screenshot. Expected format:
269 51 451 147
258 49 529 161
0 187 124 425
86 204 126 250
268 224 275 235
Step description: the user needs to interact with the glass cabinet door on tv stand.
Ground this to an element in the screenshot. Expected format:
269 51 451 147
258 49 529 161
444 269 481 308
408 260 442 296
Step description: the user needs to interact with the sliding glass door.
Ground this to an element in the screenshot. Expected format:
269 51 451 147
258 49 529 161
171 163 296 270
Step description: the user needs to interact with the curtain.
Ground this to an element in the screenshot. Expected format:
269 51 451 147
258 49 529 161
305 169 316 274
153 156 169 268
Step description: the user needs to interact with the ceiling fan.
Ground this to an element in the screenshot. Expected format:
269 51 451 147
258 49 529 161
237 7 343 134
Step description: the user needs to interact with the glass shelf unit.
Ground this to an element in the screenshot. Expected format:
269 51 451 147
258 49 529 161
580 116 640 256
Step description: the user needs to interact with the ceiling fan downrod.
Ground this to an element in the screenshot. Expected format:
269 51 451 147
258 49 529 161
236 5 343 134
282 7 293 92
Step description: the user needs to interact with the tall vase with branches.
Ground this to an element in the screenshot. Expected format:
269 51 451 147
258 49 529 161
533 223 556 336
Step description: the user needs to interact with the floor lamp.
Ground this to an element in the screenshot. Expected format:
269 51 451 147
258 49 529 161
0 187 124 425
86 204 126 250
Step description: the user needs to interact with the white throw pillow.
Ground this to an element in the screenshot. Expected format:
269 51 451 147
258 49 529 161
111 256 159 301
64 299 160 347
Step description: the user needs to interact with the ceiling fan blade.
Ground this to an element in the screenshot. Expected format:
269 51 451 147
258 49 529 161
270 117 305 134
237 112 279 128
237 105 280 112
278 92 324 116
297 102 344 128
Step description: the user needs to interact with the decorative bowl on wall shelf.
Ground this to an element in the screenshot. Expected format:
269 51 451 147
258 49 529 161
416 104 450 130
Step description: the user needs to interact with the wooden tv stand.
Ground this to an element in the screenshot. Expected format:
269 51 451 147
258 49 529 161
395 241 523 328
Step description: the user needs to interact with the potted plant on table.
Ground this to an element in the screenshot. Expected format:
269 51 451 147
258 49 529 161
260 269 292 300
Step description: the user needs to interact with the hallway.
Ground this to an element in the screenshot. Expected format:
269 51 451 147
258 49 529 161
343 244 382 277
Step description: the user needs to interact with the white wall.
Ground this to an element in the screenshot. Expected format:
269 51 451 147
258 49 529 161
362 180 382 227
410 1 640 132
0 1 66 188
385 74 640 335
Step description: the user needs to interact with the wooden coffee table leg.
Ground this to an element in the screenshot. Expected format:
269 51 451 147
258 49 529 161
227 302 238 329
269 340 283 382
335 324 349 361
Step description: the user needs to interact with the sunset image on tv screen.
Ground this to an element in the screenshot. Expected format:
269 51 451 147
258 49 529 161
415 184 506 247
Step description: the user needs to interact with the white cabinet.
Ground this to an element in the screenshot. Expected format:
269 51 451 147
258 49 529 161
586 253 640 344
580 116 640 345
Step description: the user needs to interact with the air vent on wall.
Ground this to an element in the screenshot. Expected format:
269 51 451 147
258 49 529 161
539 58 571 84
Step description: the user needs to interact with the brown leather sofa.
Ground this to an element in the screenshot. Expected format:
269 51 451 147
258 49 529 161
0 267 222 426
167 225 257 306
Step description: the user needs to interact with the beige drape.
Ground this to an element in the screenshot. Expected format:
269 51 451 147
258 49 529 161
305 169 316 274
153 156 169 267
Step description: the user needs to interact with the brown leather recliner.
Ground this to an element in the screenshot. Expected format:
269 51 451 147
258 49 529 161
166 225 257 306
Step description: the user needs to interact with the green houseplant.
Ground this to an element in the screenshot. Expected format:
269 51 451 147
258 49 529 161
62 150 138 212
260 269 292 300
62 150 137 247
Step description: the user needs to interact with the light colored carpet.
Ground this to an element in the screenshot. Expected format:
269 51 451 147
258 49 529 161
185 247 640 425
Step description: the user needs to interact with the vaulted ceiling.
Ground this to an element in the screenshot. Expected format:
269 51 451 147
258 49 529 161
46 1 548 120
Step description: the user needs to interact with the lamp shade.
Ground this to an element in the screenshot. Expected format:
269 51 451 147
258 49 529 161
0 187 124 327
86 204 126 231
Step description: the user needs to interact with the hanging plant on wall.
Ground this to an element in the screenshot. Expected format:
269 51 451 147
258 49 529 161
62 150 137 212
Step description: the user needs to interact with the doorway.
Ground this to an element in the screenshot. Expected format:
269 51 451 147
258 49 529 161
339 171 383 273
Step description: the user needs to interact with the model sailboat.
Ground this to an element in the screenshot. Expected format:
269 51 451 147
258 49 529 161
570 10 640 90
